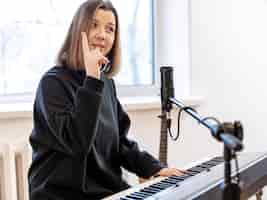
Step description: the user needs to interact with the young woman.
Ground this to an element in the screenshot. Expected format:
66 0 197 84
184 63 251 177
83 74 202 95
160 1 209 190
28 1 183 199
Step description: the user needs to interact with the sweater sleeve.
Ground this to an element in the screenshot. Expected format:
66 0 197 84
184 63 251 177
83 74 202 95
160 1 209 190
32 75 104 156
117 100 165 179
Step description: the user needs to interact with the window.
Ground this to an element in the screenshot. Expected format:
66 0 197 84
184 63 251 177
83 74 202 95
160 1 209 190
113 0 154 86
0 0 191 102
0 0 155 99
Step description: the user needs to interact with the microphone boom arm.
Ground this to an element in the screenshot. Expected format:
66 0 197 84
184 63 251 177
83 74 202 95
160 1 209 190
168 97 243 151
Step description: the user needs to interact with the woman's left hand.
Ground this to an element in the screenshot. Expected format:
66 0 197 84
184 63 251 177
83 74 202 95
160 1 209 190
155 167 185 177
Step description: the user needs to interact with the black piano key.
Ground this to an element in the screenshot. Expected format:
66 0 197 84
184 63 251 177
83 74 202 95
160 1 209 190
161 182 174 187
126 193 145 199
167 178 183 184
170 174 191 180
167 177 182 182
201 163 217 168
147 186 163 192
187 169 201 174
197 165 210 170
198 163 213 167
183 171 195 176
198 158 223 169
140 188 159 194
185 171 199 176
138 190 158 196
120 197 135 200
133 191 151 198
188 166 208 172
189 165 203 170
204 161 220 166
166 177 181 181
125 194 143 200
196 164 212 171
153 184 171 190
144 186 161 192
168 177 186 182
171 175 191 183
130 192 148 198
196 164 209 168
149 184 168 190
161 179 177 184
153 182 173 188
147 185 165 191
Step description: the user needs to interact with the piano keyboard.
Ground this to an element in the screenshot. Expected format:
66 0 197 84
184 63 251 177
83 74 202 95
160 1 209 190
103 152 267 200
103 156 224 200
122 157 223 200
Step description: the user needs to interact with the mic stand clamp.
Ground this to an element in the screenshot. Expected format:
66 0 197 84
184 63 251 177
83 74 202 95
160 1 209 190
218 122 243 200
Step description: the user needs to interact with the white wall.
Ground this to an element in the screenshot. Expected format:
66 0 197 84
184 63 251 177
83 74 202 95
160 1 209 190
0 118 32 143
191 0 267 153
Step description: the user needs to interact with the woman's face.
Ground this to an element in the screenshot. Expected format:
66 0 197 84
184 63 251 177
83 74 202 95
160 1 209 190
88 9 116 56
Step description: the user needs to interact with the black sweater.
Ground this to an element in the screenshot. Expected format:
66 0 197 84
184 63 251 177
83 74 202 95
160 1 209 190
28 66 164 200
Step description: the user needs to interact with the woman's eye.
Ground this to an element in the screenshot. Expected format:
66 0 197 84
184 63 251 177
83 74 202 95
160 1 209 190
106 26 114 33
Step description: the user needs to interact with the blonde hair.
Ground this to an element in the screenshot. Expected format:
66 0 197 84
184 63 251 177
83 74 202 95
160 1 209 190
56 0 121 78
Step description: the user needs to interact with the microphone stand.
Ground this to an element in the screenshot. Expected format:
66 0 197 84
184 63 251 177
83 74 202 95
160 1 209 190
168 97 243 200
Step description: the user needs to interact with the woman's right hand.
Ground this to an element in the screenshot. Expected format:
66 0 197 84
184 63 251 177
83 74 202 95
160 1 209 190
81 32 109 79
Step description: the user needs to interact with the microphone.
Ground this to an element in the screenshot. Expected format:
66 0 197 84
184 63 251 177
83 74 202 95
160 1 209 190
160 66 174 112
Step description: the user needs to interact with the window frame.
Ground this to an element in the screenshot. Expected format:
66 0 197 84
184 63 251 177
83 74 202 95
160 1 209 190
116 0 158 97
118 0 191 98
